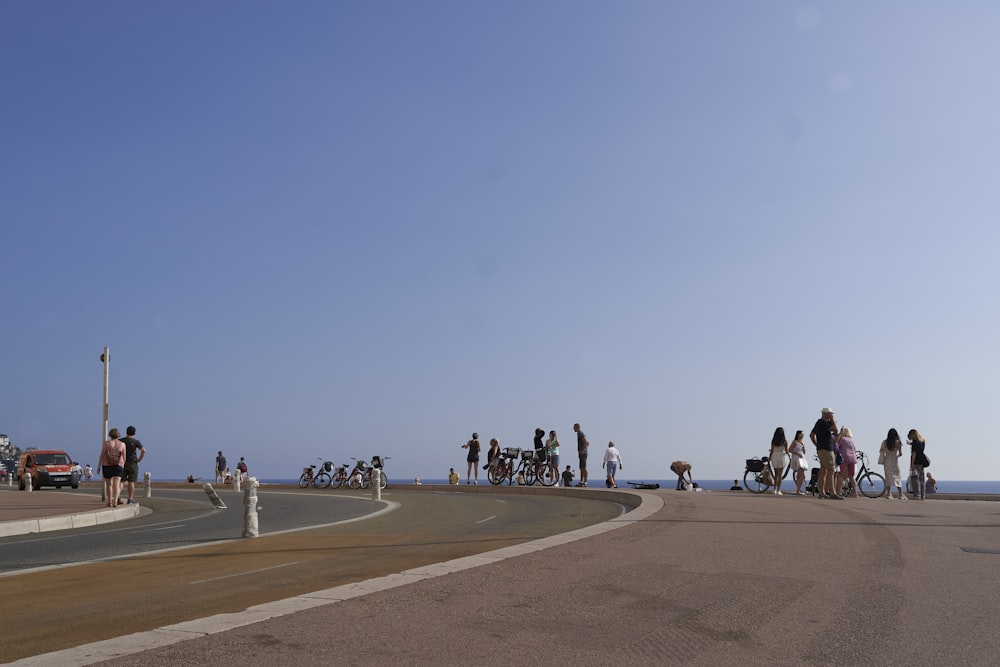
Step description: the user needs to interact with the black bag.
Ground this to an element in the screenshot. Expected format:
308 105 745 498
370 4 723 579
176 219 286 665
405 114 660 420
921 454 930 468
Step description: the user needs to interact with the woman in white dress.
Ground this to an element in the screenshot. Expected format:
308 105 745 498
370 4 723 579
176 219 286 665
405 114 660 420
880 428 907 500
769 427 790 495
788 430 808 495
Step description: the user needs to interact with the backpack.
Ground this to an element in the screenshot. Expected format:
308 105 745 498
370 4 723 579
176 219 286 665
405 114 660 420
237 461 247 473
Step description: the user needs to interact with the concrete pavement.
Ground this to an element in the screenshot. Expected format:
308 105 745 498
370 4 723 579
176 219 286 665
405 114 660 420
7 488 1000 666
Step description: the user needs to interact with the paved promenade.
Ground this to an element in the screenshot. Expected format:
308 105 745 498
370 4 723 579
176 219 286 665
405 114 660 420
6 487 1000 666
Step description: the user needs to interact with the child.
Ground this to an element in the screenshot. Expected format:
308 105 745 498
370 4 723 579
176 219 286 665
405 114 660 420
448 468 459 485
561 465 574 488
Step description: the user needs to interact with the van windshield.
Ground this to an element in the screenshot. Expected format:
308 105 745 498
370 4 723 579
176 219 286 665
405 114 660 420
34 453 71 466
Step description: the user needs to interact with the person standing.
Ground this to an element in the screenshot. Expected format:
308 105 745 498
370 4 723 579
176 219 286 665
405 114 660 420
835 427 858 497
533 428 546 463
119 425 146 505
237 456 248 480
908 429 930 500
99 428 126 508
83 463 93 483
603 441 623 488
810 408 842 499
880 428 906 499
769 427 789 496
789 430 808 495
669 461 694 490
573 423 590 487
215 451 227 484
461 433 481 485
546 430 561 481
486 438 501 475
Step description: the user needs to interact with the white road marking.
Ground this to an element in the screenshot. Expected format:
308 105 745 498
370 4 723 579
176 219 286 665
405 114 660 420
477 515 496 524
190 562 299 585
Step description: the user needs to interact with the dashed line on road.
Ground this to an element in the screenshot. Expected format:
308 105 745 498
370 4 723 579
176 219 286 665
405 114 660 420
477 515 496 524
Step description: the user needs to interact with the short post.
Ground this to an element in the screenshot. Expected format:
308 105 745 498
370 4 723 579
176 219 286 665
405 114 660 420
371 469 381 501
243 477 259 538
234 473 242 492
203 483 227 509
25 472 32 492
144 471 152 498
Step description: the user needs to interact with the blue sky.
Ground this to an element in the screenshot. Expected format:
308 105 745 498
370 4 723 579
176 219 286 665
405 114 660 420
3 1 998 482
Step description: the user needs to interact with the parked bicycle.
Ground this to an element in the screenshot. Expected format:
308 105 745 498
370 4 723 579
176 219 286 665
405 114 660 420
327 462 351 489
742 455 791 494
839 451 886 498
344 456 390 490
299 458 333 488
488 447 521 485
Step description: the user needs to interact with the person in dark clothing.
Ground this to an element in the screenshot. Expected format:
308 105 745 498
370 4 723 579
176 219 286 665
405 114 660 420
810 408 841 499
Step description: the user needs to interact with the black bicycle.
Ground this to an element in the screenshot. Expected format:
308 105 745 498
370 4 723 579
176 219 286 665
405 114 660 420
743 455 794 494
839 451 886 498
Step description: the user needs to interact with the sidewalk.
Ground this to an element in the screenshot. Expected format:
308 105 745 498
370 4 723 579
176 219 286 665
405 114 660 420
0 486 141 537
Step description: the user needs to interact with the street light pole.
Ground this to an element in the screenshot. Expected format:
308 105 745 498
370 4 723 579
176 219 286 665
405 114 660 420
100 347 109 502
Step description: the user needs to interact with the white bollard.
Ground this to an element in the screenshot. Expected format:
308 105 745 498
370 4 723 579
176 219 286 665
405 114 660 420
25 472 32 492
203 483 228 509
243 477 259 538
371 469 381 501
144 471 152 498
234 473 242 492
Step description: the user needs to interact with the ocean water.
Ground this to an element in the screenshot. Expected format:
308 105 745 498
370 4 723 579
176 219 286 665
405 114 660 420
242 478 1000 494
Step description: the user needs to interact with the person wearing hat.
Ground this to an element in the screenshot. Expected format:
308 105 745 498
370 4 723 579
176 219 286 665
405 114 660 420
810 408 842 499
461 433 481 485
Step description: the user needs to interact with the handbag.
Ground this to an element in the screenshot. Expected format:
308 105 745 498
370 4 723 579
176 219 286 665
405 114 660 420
877 449 886 465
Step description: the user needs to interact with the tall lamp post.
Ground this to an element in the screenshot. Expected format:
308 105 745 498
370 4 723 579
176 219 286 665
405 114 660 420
100 347 109 501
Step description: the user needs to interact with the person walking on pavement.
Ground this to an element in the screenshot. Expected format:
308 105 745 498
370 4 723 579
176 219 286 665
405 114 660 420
215 451 227 484
119 425 146 505
810 408 842 499
603 441 623 488
574 423 589 487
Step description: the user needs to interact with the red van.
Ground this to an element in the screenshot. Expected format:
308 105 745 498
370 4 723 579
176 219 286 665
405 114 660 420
17 449 81 490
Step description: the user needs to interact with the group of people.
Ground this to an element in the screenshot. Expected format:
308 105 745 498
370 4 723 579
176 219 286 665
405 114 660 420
765 407 931 500
98 425 147 507
457 424 625 488
214 451 249 485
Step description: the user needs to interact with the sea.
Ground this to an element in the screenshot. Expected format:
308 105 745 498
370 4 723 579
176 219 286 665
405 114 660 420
238 478 1000 494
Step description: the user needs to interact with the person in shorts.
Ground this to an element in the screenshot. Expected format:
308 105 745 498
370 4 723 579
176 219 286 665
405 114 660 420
574 423 589 486
120 425 146 505
810 408 841 499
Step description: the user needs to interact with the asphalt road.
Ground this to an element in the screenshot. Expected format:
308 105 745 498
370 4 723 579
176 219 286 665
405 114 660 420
0 487 382 574
0 486 626 663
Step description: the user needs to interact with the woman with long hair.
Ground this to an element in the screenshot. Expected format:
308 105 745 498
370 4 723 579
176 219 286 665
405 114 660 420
836 427 858 497
769 427 789 496
908 429 929 500
788 430 808 495
880 428 906 499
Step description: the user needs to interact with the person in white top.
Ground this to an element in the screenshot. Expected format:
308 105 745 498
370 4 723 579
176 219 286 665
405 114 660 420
602 441 623 488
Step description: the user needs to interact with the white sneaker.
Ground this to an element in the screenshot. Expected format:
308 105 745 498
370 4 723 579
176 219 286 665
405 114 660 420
776 491 783 496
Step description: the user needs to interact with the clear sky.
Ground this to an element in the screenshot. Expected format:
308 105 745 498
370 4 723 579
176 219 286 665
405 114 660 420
3 2 999 483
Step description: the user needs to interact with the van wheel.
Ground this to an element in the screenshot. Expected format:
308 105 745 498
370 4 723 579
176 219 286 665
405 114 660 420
71 483 79 489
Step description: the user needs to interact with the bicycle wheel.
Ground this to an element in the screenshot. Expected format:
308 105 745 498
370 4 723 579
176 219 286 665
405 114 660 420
347 474 363 490
537 463 559 487
523 465 537 486
298 473 312 489
314 472 331 489
743 469 768 494
857 472 886 498
330 474 345 489
488 463 506 485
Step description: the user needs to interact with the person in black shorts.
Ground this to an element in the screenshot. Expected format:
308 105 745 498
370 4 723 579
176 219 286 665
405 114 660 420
119 425 146 505
574 423 589 487
461 433 481 485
